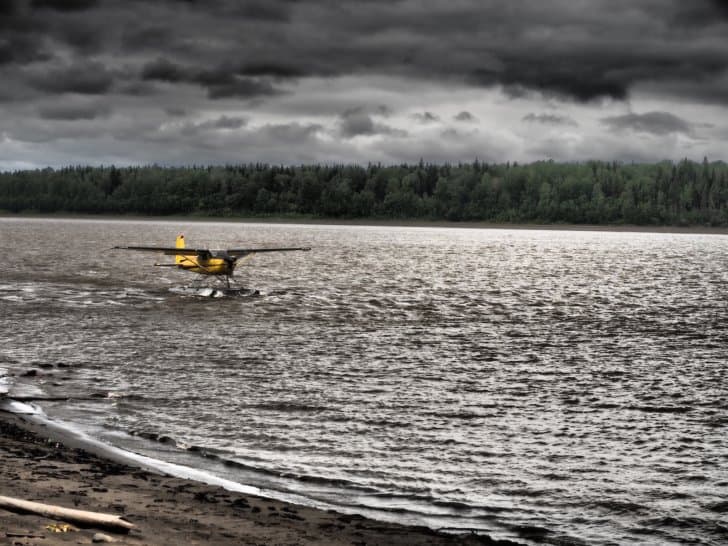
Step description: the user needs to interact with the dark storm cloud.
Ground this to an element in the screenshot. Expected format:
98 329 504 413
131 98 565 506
140 58 186 83
0 1 17 15
31 0 98 11
4 0 728 104
56 20 104 52
205 78 280 100
120 26 172 52
0 35 50 65
669 0 728 26
601 112 695 136
37 101 110 120
238 62 303 78
28 61 113 94
233 1 293 22
141 57 282 99
523 113 578 127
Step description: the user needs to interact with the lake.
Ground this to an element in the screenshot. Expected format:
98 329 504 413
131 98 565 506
1 217 726 545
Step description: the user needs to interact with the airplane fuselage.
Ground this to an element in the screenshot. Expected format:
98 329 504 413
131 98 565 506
175 253 235 276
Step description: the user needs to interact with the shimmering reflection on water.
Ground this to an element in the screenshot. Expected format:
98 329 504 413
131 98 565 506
1 218 727 545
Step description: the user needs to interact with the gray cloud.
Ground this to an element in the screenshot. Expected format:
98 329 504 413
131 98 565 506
165 107 186 117
37 101 111 120
208 115 246 129
454 111 477 122
180 115 247 135
413 111 440 123
523 113 578 127
601 111 695 136
259 122 323 144
338 108 406 139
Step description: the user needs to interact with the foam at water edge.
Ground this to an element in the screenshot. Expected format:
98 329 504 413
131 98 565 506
1 398 261 496
0 369 11 396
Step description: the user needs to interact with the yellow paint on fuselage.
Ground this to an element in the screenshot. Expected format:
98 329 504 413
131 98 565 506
174 233 233 276
177 256 233 276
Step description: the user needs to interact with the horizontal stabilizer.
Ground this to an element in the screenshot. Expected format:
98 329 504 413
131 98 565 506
114 246 213 260
226 247 311 256
114 245 205 255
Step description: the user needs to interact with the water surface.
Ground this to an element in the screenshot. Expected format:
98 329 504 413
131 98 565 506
1 218 727 545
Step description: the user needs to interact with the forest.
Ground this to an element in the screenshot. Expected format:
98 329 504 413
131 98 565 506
1 158 728 226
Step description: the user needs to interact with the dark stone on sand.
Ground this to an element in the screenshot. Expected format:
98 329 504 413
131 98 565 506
21 369 39 377
281 511 304 521
193 491 218 503
230 498 250 509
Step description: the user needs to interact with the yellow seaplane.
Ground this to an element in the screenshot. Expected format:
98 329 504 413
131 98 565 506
114 234 310 293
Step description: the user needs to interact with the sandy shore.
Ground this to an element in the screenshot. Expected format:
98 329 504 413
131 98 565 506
0 412 522 546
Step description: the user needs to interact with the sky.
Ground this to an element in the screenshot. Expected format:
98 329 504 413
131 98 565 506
1 0 728 170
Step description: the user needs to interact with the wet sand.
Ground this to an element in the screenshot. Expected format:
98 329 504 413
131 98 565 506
0 413 521 546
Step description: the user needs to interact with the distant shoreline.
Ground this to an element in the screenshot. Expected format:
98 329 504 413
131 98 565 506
2 211 728 235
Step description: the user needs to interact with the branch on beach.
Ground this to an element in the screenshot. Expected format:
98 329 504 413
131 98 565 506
0 496 135 532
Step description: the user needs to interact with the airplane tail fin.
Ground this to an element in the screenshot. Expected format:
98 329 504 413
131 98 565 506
175 234 185 264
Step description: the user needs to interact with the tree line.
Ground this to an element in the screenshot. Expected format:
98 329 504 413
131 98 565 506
1 158 728 226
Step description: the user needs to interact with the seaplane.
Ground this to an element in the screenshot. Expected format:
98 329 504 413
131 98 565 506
113 234 310 296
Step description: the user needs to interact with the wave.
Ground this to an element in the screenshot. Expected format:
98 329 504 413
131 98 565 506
589 500 649 515
247 401 330 413
626 405 694 414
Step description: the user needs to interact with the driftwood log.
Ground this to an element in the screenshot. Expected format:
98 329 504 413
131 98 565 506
0 495 135 531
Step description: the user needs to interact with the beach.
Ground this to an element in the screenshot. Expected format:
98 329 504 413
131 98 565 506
4 212 728 235
0 413 521 546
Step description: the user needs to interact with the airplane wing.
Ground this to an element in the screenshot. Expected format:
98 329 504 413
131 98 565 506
113 246 212 257
226 247 311 257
